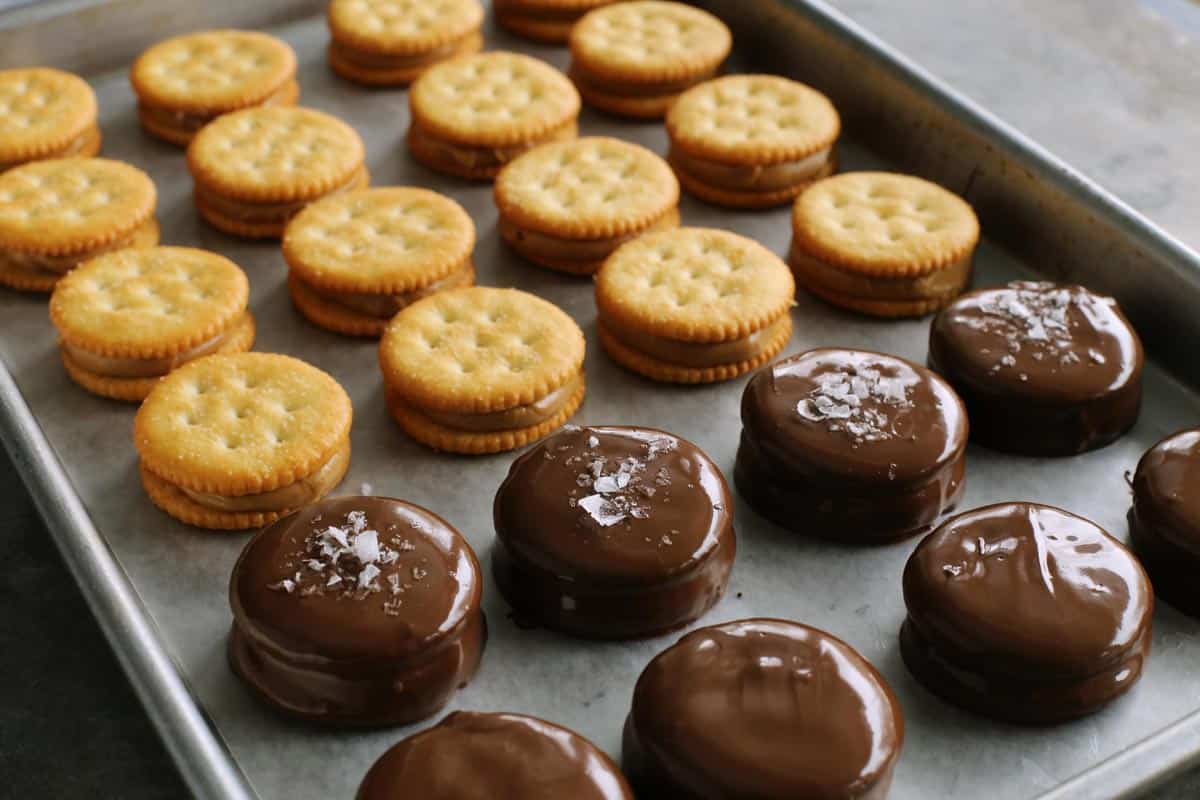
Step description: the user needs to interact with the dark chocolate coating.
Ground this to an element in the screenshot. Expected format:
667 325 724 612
357 711 633 800
623 618 903 799
229 496 485 726
493 425 735 639
902 502 1153 723
736 348 967 543
928 281 1143 456
1129 428 1200 616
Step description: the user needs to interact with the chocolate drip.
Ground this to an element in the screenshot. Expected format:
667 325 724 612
623 618 903 799
902 502 1153 723
228 495 485 726
929 281 1143 455
493 425 735 639
736 348 967 543
357 711 633 800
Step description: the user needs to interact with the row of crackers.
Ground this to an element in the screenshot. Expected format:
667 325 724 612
0 0 979 532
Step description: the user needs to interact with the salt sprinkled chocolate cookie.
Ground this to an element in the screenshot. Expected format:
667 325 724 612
379 286 586 454
0 157 159 293
131 30 299 146
327 0 484 86
596 227 794 383
188 106 368 239
0 68 100 172
902 502 1153 723
49 246 255 402
928 281 1143 456
623 619 904 799
230 496 485 726
736 348 968 543
495 0 619 44
494 136 679 276
791 172 980 317
494 425 735 639
408 51 580 180
135 352 352 530
666 74 840 208
1129 428 1200 617
284 188 476 337
569 2 731 119
357 712 632 799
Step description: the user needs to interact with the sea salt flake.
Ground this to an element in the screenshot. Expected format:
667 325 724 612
270 578 296 593
578 494 626 527
594 475 621 494
358 563 381 589
347 510 368 533
1088 348 1107 365
412 566 428 581
587 435 600 448
326 574 343 587
354 530 380 564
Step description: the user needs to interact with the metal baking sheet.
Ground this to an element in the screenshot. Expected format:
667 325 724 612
3 1 1200 799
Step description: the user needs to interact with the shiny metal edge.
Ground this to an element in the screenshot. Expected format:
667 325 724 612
698 0 1200 392
0 0 322 75
0 362 258 800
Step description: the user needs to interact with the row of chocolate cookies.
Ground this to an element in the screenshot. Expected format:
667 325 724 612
227 440 906 798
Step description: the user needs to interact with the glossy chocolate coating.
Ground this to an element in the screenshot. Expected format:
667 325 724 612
493 425 735 639
929 281 1143 456
229 496 485 726
357 711 633 800
1129 428 1200 616
902 502 1153 723
623 618 904 799
736 348 967 543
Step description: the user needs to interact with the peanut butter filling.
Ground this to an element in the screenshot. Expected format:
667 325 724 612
569 65 716 101
179 440 350 513
1 217 157 277
61 313 248 379
401 371 583 433
139 79 300 135
195 166 368 224
408 121 577 173
330 35 480 71
670 145 834 192
298 261 474 319
603 314 791 368
789 242 973 301
500 209 679 266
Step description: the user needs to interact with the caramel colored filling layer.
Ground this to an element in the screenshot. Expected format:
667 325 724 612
329 34 480 71
408 120 577 173
789 242 973 301
670 145 833 192
62 313 247 379
603 314 791 368
299 261 474 319
499 208 679 266
570 65 716 100
196 166 368 225
139 79 299 135
403 371 583 433
179 440 350 513
1 217 157 277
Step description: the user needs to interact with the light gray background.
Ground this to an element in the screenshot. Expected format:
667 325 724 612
1 1 1197 798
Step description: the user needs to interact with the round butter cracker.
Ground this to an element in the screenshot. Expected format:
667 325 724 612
135 352 353 496
0 68 99 168
379 286 585 414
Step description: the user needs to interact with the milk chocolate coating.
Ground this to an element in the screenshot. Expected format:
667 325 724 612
493 425 735 639
928 281 1143 456
229 496 485 726
623 618 904 799
1129 428 1200 616
357 711 633 800
736 348 968 543
902 502 1153 724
